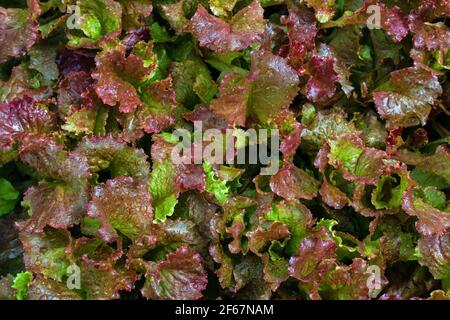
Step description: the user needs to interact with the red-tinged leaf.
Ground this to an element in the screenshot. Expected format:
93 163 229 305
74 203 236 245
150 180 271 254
378 4 409 43
288 230 337 299
117 0 153 31
28 45 59 81
200 50 300 127
58 73 101 132
303 0 336 23
210 242 273 298
273 108 299 136
210 72 250 127
353 111 388 149
21 229 138 300
115 114 145 143
371 162 414 211
92 44 153 113
27 275 82 300
261 22 287 54
79 254 138 300
150 133 206 194
208 242 235 289
184 106 231 132
127 218 204 260
76 134 150 185
0 276 15 300
265 200 314 255
135 77 177 134
148 135 179 222
57 71 94 117
141 246 208 300
280 124 302 160
231 255 272 300
158 1 189 35
320 181 349 209
0 5 39 63
19 137 91 232
394 145 450 185
188 0 265 52
65 0 122 49
248 49 300 124
0 0 449 301
409 18 450 52
328 134 386 185
62 104 108 136
418 233 450 280
325 1 409 43
270 163 320 201
56 49 96 77
260 253 290 292
373 66 442 130
289 238 336 279
226 218 245 254
20 137 91 182
402 188 450 236
306 55 339 104
21 182 88 232
0 65 53 103
175 164 206 193
19 229 72 282
123 27 150 51
216 197 256 253
351 182 398 218
184 192 219 241
248 221 290 255
87 177 153 242
281 7 317 71
375 216 417 267
301 106 360 154
0 215 23 276
317 44 354 97
314 143 331 173
150 133 177 163
0 96 56 148
415 0 450 20
319 258 376 300
72 237 139 299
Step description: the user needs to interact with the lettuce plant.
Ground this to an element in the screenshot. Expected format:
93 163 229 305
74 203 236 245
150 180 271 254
0 0 449 300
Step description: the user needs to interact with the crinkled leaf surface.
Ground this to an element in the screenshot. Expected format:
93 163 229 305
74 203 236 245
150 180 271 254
188 0 265 52
0 0 449 301
141 246 208 300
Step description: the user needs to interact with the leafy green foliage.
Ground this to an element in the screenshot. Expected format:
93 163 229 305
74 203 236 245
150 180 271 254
12 271 32 300
0 0 449 301
0 178 19 216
